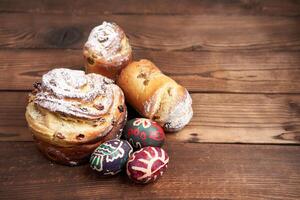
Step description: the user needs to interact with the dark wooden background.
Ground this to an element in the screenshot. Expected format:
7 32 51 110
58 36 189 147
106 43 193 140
1 0 300 199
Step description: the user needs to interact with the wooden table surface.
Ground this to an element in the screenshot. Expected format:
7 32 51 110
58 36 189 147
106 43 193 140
1 0 300 199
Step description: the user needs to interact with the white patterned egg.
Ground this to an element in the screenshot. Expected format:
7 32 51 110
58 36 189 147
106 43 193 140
126 146 169 184
90 139 133 176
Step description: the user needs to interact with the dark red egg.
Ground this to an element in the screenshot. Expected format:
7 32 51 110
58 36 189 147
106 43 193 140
126 146 169 184
123 118 165 149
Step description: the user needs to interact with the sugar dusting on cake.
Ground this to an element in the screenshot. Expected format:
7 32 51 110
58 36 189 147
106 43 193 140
85 22 123 61
143 88 193 132
163 89 193 132
34 68 119 119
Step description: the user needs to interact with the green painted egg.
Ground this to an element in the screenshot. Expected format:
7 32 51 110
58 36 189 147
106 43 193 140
123 118 165 149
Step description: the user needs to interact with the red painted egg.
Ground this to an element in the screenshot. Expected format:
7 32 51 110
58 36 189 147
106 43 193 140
123 118 165 149
126 146 169 184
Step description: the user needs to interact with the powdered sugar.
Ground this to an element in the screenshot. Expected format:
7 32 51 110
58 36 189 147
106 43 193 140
85 22 123 61
143 88 193 132
34 68 116 119
163 90 193 132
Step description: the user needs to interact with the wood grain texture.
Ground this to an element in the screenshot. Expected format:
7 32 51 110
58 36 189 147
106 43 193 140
0 13 300 51
0 142 300 200
0 0 300 16
1 49 300 93
1 91 300 144
0 1 300 199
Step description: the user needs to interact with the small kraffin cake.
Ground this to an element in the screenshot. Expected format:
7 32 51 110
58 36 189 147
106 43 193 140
25 68 127 166
83 21 132 81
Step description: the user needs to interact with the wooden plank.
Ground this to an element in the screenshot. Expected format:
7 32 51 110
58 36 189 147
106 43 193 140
0 0 300 16
1 49 300 93
0 13 300 51
0 142 299 199
1 91 300 144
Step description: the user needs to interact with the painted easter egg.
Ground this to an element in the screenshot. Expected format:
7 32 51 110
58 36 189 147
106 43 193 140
126 146 169 184
90 139 133 176
123 118 165 149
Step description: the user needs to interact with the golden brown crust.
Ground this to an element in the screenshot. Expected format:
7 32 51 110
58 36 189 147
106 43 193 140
83 22 132 81
31 107 127 166
117 59 193 132
25 68 127 165
84 52 132 81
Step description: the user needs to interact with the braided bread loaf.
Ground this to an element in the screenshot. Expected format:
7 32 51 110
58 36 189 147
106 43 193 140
25 68 127 165
117 59 193 132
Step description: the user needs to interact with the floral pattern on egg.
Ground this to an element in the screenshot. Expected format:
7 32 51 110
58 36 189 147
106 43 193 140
123 118 165 149
126 146 169 184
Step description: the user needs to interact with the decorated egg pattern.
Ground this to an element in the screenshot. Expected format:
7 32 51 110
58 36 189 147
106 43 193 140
90 139 133 176
126 146 169 184
123 118 165 149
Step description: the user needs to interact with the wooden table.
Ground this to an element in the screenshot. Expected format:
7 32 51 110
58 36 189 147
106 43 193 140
1 1 300 199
